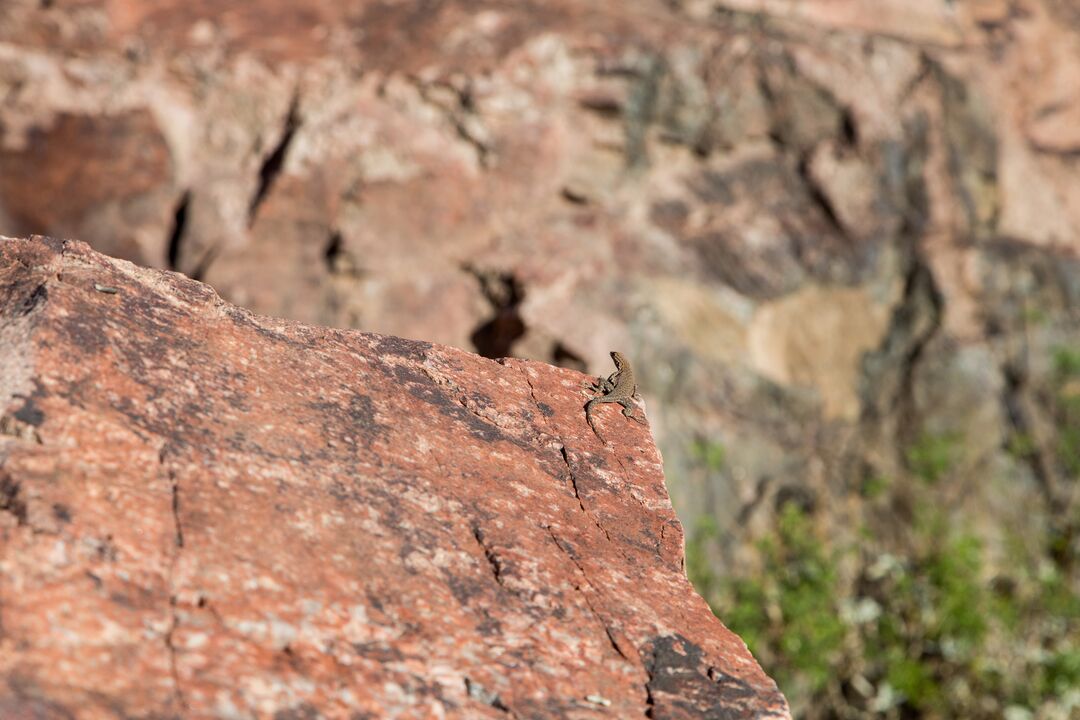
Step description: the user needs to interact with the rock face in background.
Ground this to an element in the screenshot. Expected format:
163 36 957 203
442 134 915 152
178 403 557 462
0 237 790 719
1 1 1079 716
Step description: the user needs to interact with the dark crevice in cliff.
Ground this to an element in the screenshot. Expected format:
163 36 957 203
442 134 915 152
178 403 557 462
735 475 771 526
248 94 300 227
190 246 219 283
324 229 344 271
620 55 665 169
552 343 586 372
858 111 941 461
465 265 526 359
894 260 944 451
323 229 365 280
840 108 859 147
166 190 191 271
1001 361 1058 506
413 79 494 168
936 62 1000 239
891 114 941 450
797 151 848 240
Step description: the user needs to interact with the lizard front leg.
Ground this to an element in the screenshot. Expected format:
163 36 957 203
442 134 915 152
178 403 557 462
585 370 618 394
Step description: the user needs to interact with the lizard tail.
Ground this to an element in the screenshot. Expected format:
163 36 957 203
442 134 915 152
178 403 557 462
584 400 605 442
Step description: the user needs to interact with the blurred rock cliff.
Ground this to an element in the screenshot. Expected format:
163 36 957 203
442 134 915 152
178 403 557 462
1 0 1078 716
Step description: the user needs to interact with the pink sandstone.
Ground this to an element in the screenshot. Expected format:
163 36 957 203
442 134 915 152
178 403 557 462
0 237 789 719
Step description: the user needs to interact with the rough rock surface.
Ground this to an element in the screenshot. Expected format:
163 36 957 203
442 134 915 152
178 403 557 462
1 0 1077 502
0 236 789 719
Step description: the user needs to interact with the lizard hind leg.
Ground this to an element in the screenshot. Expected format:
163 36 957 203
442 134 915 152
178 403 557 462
619 399 647 425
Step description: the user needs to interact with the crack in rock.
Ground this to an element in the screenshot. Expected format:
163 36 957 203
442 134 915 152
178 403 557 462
471 524 506 588
161 446 187 714
546 528 634 665
558 446 614 543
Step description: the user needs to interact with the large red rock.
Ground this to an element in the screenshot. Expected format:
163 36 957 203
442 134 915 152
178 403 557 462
0 236 789 719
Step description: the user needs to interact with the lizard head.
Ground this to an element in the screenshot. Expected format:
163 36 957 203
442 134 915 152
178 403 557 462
610 351 627 369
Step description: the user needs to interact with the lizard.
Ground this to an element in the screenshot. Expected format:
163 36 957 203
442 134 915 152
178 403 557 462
584 351 647 441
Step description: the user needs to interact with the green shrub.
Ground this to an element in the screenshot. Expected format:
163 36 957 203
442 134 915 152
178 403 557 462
906 432 959 485
702 503 846 696
1052 347 1080 378
689 496 1079 718
1053 347 1080 475
690 437 727 473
